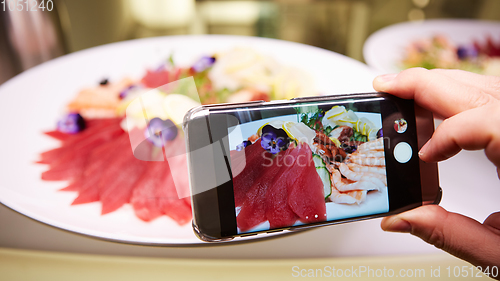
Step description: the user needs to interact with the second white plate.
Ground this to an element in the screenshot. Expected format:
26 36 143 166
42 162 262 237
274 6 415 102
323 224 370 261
363 19 500 74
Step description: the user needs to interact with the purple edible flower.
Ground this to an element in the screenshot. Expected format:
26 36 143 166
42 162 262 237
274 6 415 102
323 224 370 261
261 125 290 154
343 144 357 154
376 128 383 138
145 118 178 147
236 140 252 151
119 85 137 100
156 64 166 72
457 45 478 60
57 113 86 134
192 56 216 72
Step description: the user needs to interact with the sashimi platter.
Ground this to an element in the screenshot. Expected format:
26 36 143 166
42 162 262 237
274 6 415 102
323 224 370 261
228 104 388 234
0 36 377 245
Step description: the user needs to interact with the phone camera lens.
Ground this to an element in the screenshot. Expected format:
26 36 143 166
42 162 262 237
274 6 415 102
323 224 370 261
394 118 407 133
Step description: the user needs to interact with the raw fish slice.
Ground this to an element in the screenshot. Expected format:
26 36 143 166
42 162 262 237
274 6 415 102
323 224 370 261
48 124 123 167
183 197 192 208
43 118 117 143
42 139 105 180
72 180 100 205
60 181 82 192
40 119 121 162
141 69 182 89
39 147 67 165
159 172 193 225
237 151 285 232
41 126 124 181
41 156 88 181
43 118 114 142
60 118 121 146
232 140 271 207
158 135 192 223
162 136 191 200
99 164 149 214
72 134 129 204
229 149 246 177
149 139 193 224
329 185 367 204
39 126 120 164
265 148 299 229
287 145 326 223
43 130 72 142
167 154 191 199
98 130 152 214
130 161 169 222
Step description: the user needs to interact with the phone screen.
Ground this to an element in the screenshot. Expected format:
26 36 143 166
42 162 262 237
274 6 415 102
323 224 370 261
223 97 392 234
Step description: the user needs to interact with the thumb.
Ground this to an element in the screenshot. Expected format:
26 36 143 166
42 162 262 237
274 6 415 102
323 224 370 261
381 205 500 270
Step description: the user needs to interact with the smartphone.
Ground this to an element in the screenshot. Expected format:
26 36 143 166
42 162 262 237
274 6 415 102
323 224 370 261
183 92 441 242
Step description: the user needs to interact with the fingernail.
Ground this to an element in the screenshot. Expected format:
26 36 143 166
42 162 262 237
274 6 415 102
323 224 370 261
374 73 397 92
386 218 411 233
375 73 397 83
418 139 431 158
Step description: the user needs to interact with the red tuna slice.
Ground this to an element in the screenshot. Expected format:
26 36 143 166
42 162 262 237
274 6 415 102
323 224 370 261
98 130 152 215
236 150 285 232
130 161 169 222
287 144 326 224
71 177 101 205
129 135 179 222
41 126 124 181
43 130 72 142
162 136 191 200
140 69 174 89
49 123 123 164
42 138 110 181
72 134 129 204
158 135 192 224
183 197 191 208
229 149 251 179
60 181 82 192
39 118 122 163
232 139 272 207
60 118 122 146
41 156 88 181
166 154 191 199
39 147 67 165
265 147 300 229
43 118 118 143
148 146 193 223
159 170 193 225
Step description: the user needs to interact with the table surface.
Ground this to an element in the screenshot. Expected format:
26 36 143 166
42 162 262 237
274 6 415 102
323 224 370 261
0 247 480 281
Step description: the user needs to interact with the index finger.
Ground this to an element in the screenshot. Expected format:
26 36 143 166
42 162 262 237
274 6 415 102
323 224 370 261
373 68 497 118
430 69 500 100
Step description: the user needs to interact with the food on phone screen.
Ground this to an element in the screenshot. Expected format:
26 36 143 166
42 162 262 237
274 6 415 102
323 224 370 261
230 103 387 233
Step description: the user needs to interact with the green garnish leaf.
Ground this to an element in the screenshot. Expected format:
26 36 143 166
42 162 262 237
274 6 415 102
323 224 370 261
168 54 175 67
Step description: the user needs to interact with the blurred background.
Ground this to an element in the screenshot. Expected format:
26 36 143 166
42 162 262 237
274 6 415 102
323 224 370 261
1 0 500 84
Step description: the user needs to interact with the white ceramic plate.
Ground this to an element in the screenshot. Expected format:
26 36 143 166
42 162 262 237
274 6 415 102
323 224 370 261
363 19 500 74
0 35 376 245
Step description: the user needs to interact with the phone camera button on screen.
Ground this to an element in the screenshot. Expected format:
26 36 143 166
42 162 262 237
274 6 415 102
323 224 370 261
394 142 412 163
394 118 408 133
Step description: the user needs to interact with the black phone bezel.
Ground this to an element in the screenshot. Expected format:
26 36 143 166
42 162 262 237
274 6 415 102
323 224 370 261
186 92 440 241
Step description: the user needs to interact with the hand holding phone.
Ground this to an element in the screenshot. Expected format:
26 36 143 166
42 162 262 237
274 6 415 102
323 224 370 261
375 68 500 276
184 92 440 241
